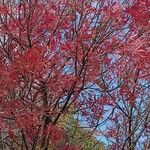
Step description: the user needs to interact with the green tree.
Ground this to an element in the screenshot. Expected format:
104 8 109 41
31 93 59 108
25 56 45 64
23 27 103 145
58 115 105 150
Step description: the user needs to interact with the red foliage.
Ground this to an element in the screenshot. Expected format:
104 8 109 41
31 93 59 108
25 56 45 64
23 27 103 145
126 0 150 27
0 0 149 149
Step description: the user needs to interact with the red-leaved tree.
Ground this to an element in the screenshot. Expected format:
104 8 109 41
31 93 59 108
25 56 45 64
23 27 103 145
0 0 149 150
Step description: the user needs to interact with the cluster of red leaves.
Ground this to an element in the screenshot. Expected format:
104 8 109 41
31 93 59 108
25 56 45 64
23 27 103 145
104 2 127 29
126 0 150 27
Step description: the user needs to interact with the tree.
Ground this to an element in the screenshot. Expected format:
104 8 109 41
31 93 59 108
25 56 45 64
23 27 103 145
0 0 149 150
58 115 105 150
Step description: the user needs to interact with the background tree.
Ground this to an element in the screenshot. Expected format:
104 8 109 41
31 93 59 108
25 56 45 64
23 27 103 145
58 115 105 150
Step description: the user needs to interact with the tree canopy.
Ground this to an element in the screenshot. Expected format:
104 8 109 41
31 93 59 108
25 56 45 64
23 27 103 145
0 0 149 149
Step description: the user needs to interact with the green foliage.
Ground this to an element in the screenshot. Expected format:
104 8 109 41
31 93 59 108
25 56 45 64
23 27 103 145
58 115 105 150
